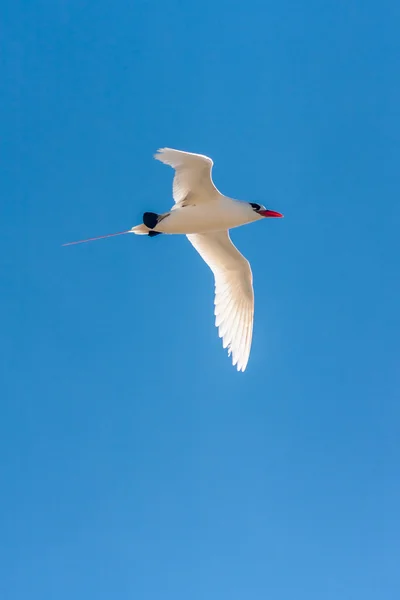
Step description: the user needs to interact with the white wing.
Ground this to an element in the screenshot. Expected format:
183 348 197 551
154 148 220 206
187 231 254 372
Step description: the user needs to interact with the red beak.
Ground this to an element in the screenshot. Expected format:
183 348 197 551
258 209 284 218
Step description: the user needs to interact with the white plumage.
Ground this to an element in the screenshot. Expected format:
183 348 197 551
187 230 254 372
64 148 283 372
144 148 282 372
154 148 218 207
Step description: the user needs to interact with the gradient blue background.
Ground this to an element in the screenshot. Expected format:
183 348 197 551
1 1 399 598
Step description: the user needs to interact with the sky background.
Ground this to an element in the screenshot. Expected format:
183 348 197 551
1 1 399 598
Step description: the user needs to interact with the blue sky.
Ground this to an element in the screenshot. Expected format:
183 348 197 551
1 0 399 598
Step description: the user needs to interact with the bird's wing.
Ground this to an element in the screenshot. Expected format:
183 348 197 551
186 230 254 372
154 148 220 206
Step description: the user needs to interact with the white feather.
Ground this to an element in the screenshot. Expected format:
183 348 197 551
186 231 254 372
154 148 220 207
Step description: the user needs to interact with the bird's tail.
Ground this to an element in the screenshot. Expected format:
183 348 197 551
130 223 150 235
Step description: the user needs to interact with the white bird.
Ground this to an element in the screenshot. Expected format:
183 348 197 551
64 148 283 371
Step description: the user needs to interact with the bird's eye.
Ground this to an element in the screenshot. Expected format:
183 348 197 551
250 203 261 211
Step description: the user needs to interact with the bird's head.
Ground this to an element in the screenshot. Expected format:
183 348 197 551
249 203 284 218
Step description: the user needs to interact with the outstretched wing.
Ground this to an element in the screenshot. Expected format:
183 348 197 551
186 230 254 372
154 148 220 206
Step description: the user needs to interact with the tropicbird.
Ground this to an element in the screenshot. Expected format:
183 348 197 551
64 148 283 371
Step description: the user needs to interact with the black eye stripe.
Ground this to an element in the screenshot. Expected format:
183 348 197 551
250 203 261 211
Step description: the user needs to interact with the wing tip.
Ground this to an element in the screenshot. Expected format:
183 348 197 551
234 357 248 373
153 147 181 167
153 147 214 167
153 147 168 161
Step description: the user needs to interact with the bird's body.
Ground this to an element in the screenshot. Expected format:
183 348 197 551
64 148 283 372
133 196 263 235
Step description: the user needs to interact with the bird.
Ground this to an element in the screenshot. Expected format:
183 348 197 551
63 148 283 371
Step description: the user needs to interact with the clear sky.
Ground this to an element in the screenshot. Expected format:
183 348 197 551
1 1 399 598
